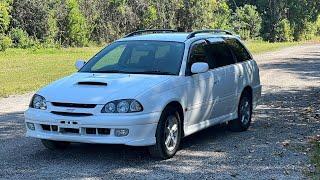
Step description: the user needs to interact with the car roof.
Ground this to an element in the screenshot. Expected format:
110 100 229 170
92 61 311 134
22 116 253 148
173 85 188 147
116 33 237 43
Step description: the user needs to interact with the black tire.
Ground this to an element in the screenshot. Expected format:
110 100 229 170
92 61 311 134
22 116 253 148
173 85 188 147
228 92 252 132
148 106 182 159
41 139 70 150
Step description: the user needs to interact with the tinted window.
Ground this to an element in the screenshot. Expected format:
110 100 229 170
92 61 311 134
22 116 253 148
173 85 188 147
81 41 185 75
225 38 251 62
207 42 235 68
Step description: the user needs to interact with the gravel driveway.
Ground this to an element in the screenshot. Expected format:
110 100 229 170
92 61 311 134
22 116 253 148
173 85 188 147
0 44 319 179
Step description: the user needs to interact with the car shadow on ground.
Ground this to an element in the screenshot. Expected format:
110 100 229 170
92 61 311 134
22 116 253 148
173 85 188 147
0 85 319 178
1 51 320 178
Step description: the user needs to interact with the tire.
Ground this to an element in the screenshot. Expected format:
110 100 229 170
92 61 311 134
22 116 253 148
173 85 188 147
228 92 252 132
41 139 70 150
148 107 182 159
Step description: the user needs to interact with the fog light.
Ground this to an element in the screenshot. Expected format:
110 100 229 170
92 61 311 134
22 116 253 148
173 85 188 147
26 122 35 130
114 128 129 137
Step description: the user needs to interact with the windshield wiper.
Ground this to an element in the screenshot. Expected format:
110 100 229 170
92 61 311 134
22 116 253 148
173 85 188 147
93 70 130 73
140 70 176 75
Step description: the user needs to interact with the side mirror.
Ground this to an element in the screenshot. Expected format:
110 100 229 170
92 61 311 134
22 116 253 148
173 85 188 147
191 62 209 74
75 60 86 70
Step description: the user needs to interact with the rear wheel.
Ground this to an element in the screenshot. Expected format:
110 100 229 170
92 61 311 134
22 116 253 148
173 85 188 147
228 93 252 132
41 139 70 150
149 107 182 159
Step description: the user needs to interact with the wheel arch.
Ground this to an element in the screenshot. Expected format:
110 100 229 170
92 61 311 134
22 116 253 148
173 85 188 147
241 86 253 100
163 101 185 137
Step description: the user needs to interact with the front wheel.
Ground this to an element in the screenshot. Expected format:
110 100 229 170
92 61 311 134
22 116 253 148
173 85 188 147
41 139 70 150
228 93 252 132
148 107 182 159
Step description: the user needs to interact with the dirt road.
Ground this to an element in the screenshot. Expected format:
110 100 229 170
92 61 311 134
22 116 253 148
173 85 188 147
0 44 319 179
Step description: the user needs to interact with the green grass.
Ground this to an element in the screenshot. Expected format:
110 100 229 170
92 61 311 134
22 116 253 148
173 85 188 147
245 40 302 54
0 47 102 97
0 40 310 97
310 141 320 178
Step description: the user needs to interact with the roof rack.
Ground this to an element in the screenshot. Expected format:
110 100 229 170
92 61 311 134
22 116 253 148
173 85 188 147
124 29 178 38
187 29 234 39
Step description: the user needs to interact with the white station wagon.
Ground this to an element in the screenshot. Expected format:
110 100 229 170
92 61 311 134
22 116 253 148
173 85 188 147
25 29 261 159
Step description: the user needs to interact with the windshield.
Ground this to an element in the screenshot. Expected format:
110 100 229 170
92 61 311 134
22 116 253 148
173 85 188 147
80 41 185 75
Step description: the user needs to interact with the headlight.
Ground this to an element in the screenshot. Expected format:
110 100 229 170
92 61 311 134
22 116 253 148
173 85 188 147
101 99 143 113
29 94 47 110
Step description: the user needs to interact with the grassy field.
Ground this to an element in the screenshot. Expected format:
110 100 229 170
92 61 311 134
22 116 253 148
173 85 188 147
0 40 308 97
310 141 320 178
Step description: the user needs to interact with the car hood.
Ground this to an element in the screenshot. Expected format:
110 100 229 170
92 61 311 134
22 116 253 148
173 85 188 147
38 73 173 104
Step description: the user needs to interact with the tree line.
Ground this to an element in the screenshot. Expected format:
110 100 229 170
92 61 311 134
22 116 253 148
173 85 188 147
0 0 320 51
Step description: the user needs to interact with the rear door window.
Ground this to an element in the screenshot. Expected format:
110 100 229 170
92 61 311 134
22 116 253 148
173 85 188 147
206 42 235 68
225 38 252 62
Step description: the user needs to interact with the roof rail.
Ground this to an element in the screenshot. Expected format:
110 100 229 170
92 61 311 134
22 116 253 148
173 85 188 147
187 29 234 39
124 29 178 38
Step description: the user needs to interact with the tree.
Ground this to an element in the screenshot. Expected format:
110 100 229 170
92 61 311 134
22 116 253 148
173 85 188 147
66 0 88 46
11 0 50 41
232 4 262 39
0 1 10 34
274 18 293 42
211 0 232 30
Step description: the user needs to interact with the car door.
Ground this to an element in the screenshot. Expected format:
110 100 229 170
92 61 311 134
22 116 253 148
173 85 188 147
225 38 254 99
206 38 238 120
185 40 215 126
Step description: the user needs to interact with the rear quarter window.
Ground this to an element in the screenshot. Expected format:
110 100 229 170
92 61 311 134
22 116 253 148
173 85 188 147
225 38 252 62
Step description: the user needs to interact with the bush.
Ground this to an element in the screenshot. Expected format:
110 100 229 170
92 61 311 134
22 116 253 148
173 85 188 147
0 34 12 51
0 2 10 34
10 28 31 48
274 19 294 42
232 5 262 40
295 21 317 41
315 15 320 35
66 0 89 47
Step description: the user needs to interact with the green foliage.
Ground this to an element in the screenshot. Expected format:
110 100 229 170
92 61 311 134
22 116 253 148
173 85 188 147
316 15 320 35
10 28 30 48
11 0 50 41
0 0 319 47
295 21 317 41
66 0 89 47
232 5 262 40
142 5 158 29
0 34 12 51
45 10 59 46
0 1 10 34
211 0 232 29
274 19 294 42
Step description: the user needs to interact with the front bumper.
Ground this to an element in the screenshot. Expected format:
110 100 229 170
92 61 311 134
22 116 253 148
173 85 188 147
25 109 161 146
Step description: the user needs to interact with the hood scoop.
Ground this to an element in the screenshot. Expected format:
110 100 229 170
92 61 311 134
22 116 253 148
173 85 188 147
77 81 108 86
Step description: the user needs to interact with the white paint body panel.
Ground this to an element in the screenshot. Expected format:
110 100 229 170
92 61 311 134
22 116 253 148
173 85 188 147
25 35 262 146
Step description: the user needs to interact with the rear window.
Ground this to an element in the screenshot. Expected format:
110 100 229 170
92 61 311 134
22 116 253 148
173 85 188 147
225 38 251 62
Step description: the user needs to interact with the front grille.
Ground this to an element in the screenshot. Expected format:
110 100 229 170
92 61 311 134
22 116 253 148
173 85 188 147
85 128 110 135
51 111 93 117
40 124 111 136
41 124 58 132
51 102 96 108
60 128 79 134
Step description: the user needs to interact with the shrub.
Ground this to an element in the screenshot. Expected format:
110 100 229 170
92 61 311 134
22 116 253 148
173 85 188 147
295 21 317 41
66 0 89 47
10 28 31 48
315 15 320 35
0 2 10 34
0 34 12 51
232 5 262 40
274 19 294 42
